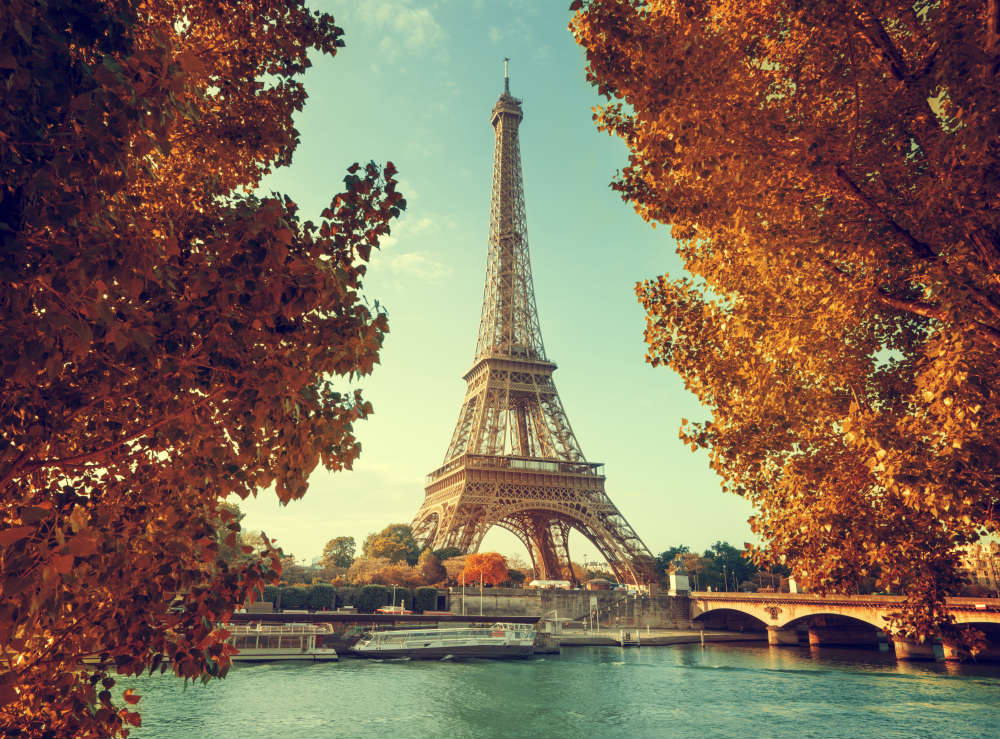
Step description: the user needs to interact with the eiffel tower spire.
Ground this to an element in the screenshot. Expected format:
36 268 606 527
411 70 656 586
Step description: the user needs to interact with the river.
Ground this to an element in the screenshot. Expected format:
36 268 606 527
124 643 1000 738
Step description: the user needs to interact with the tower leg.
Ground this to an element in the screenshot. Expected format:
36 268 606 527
553 521 579 586
527 515 562 580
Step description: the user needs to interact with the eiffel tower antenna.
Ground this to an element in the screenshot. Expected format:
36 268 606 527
503 57 510 94
411 75 656 586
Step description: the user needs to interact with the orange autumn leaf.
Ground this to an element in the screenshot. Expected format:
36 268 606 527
66 535 98 558
0 526 34 547
50 555 75 575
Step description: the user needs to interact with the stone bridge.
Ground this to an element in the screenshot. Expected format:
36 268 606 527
689 592 1000 660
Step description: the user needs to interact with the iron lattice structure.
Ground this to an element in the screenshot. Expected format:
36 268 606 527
411 72 656 585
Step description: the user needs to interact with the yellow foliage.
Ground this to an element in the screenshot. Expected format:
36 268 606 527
573 0 1000 639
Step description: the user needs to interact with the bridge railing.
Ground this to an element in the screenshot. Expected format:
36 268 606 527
688 591 1000 611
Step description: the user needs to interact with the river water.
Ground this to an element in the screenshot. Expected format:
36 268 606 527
124 643 1000 738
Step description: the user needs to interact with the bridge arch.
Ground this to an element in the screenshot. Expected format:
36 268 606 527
691 607 769 632
689 594 898 631
780 612 885 630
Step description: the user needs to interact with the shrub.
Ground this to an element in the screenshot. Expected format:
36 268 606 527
309 584 337 611
414 586 438 613
336 586 361 609
281 586 309 610
357 584 389 612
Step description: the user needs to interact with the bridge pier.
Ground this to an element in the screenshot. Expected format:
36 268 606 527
941 642 968 662
941 641 1000 662
767 626 800 646
807 625 880 648
892 638 938 661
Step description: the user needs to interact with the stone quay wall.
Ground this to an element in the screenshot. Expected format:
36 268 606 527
444 587 693 629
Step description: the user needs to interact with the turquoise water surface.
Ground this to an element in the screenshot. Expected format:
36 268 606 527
123 644 1000 738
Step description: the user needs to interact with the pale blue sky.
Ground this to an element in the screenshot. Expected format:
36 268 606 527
237 0 755 565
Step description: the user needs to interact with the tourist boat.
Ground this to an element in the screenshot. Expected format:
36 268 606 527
226 622 339 662
351 622 536 660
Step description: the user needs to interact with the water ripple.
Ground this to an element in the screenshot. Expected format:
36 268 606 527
119 644 1000 739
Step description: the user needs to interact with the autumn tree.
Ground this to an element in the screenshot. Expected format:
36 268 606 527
572 0 1000 642
362 523 421 565
0 0 402 736
346 557 423 587
417 549 447 585
443 554 469 584
347 557 394 585
460 552 509 589
376 562 423 589
321 536 356 569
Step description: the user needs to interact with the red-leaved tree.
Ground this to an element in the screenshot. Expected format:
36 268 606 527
461 552 510 588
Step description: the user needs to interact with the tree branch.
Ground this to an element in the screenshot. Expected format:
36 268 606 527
855 3 911 81
851 6 938 93
969 227 1000 275
834 166 938 261
988 0 1000 55
876 292 946 320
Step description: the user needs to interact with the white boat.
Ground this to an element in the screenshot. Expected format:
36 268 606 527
226 622 339 662
351 622 536 660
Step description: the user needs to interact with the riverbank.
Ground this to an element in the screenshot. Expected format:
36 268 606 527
556 628 765 647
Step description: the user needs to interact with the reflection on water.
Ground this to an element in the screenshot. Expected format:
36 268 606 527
123 643 1000 739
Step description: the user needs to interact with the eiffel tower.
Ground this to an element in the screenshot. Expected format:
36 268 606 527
411 65 657 586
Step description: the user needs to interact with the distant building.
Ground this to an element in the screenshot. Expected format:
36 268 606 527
961 540 1000 594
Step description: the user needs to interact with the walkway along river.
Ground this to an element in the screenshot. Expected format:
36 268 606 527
122 642 1000 739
